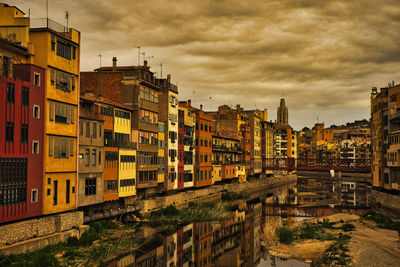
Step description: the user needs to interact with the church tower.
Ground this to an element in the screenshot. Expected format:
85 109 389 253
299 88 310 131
277 98 288 125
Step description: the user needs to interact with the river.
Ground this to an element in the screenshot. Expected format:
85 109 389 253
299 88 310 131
105 193 310 267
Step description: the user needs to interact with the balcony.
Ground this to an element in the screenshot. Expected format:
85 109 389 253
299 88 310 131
104 139 137 149
212 144 242 153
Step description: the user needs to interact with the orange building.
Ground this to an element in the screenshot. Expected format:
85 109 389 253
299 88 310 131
180 101 213 187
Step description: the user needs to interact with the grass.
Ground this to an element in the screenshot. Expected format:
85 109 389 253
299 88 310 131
221 190 250 201
274 219 339 245
0 221 137 267
362 211 400 236
149 202 233 223
318 234 352 266
272 218 354 266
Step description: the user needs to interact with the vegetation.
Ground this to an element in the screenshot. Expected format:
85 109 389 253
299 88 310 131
221 190 250 201
317 234 352 266
362 211 400 236
274 219 338 245
272 218 355 266
149 202 233 223
0 221 137 266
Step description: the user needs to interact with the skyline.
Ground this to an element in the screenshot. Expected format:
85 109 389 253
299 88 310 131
10 0 400 129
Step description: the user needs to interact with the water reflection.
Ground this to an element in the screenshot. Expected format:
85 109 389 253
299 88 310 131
108 199 308 267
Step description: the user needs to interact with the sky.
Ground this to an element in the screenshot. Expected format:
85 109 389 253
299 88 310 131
9 0 400 130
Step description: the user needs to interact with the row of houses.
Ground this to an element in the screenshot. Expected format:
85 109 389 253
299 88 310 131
0 3 297 224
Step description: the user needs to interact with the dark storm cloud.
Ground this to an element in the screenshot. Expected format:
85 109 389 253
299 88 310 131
12 0 400 129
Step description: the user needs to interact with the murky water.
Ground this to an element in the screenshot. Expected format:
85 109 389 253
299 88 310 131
106 189 311 267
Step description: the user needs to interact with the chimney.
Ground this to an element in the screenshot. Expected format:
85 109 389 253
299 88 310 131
144 60 148 68
167 74 171 83
112 57 117 71
188 99 191 107
200 104 203 111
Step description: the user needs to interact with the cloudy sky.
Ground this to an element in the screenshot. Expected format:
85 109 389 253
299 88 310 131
10 0 400 129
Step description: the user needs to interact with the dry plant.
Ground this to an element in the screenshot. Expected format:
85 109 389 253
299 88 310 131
262 216 282 247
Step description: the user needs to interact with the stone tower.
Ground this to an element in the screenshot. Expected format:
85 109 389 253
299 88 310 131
277 98 288 125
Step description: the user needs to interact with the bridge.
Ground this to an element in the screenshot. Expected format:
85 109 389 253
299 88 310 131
265 158 371 172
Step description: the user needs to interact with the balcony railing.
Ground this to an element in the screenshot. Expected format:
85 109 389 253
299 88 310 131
104 139 137 149
30 18 68 33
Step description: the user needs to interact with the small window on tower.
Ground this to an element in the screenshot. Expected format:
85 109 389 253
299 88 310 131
34 73 40 86
33 105 40 119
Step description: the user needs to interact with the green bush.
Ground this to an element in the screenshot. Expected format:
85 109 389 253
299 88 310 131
276 226 296 244
66 236 79 246
362 211 400 235
340 223 355 232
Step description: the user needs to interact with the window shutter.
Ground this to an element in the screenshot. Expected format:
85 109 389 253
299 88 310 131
66 105 70 124
49 137 53 156
71 107 74 124
50 102 54 121
65 139 69 158
70 139 74 156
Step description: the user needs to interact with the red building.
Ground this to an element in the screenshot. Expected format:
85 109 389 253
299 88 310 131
0 60 45 223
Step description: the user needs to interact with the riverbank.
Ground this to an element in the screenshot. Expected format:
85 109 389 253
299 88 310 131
264 211 400 266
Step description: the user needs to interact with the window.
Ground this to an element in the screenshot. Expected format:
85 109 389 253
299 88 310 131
31 189 38 203
115 110 130 119
121 155 135 163
21 124 28 144
2 56 11 77
49 137 53 156
32 141 39 154
100 106 113 116
104 130 112 146
6 122 14 143
66 179 70 204
120 179 135 187
98 150 102 166
93 123 97 138
54 138 70 158
53 180 58 205
86 122 90 137
85 149 90 166
33 105 40 119
34 73 40 86
21 87 29 106
57 40 71 60
54 103 72 124
105 151 118 162
99 125 102 137
70 139 74 156
92 149 96 166
55 70 72 92
80 122 83 136
51 35 55 51
73 46 76 59
6 83 15 103
85 178 96 195
0 158 27 205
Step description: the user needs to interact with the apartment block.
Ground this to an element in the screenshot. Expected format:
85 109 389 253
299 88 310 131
178 104 196 190
81 59 162 198
0 35 45 223
78 96 104 208
371 84 400 190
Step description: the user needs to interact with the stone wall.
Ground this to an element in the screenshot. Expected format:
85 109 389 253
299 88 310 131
370 189 400 214
0 211 83 246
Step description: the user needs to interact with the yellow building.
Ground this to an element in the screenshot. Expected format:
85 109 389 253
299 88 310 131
31 19 80 214
158 122 165 192
118 148 136 197
0 3 31 50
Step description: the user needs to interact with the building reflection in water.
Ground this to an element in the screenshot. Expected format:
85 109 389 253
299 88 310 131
109 201 265 267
